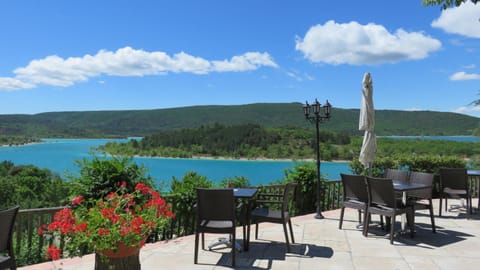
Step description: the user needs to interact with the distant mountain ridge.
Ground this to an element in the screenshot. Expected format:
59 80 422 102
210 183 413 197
0 103 478 137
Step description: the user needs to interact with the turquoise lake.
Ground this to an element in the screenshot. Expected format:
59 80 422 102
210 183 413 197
2 136 477 187
0 138 350 186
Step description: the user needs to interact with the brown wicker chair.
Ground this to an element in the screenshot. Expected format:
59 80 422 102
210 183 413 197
249 183 296 252
0 205 20 270
339 174 369 231
408 172 436 233
194 188 237 267
364 177 414 244
384 168 409 184
439 168 473 216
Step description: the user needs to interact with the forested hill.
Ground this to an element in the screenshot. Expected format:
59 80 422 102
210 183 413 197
0 103 478 137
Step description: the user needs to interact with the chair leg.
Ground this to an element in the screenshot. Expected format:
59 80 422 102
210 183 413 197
255 223 259 239
231 232 236 267
194 232 199 264
339 207 345 229
379 215 384 230
288 219 295 243
445 197 448 212
363 212 370 237
201 232 205 250
357 209 362 224
439 196 443 217
282 222 291 253
428 200 436 233
390 215 395 245
407 210 415 238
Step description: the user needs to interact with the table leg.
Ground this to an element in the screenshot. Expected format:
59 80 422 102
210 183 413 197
401 191 407 231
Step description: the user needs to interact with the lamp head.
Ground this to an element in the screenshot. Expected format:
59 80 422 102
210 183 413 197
303 101 310 117
312 99 320 115
323 100 332 117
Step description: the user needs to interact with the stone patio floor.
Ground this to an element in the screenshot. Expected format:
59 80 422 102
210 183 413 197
20 198 480 270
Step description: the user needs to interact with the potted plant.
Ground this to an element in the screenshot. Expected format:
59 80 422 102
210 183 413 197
39 156 174 270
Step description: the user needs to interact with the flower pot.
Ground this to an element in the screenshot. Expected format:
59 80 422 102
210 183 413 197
95 240 146 270
97 240 145 259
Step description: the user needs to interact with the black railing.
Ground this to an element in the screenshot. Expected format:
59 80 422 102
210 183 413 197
13 181 345 267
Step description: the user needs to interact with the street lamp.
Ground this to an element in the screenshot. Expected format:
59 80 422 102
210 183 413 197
303 99 332 219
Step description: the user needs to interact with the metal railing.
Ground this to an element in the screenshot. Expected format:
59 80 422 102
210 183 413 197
13 181 344 267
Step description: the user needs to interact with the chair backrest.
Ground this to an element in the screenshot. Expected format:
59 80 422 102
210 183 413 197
0 205 20 252
340 174 368 203
408 171 434 199
366 177 396 208
439 168 468 191
255 183 296 214
196 188 235 222
384 168 409 184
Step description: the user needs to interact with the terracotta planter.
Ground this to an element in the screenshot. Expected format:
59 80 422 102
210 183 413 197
97 240 145 258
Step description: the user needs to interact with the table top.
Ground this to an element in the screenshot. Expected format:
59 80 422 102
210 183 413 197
233 188 258 199
393 182 431 192
467 169 480 176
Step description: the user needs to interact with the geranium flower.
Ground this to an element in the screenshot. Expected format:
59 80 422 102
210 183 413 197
39 182 173 261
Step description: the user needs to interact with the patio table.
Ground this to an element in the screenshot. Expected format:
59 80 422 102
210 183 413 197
393 182 431 232
207 187 258 251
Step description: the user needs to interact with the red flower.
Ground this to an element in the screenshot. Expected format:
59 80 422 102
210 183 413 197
101 208 120 224
135 183 151 195
46 245 61 260
71 195 83 205
75 222 87 232
98 228 110 236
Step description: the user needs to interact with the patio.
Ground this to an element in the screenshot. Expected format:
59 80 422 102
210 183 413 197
20 198 479 270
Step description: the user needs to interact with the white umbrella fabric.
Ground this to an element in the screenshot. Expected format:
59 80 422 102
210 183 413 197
358 72 376 170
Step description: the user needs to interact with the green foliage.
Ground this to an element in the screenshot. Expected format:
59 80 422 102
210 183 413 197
169 171 213 215
69 155 155 204
422 0 478 9
0 135 39 146
349 155 466 177
0 103 478 137
0 161 70 209
99 124 350 160
219 176 251 188
283 162 323 215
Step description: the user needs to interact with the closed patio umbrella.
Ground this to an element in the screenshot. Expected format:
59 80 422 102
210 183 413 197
359 72 376 172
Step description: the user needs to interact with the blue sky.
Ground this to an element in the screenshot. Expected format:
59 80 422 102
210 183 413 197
1 0 479 118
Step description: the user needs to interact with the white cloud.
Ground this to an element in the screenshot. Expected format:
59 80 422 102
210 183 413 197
0 47 278 91
0 77 35 90
463 64 476 69
295 20 441 65
285 70 315 81
454 105 480 117
212 52 278 72
431 2 480 38
450 71 480 80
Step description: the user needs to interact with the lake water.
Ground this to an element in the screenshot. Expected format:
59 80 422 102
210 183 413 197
0 138 350 187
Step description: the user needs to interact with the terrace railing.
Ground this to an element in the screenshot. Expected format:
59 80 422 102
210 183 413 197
13 181 344 267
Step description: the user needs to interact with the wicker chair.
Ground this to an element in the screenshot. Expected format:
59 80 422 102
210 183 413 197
408 172 436 233
0 206 20 270
364 177 414 244
339 174 369 232
249 183 296 252
194 188 237 267
384 168 410 184
439 168 473 216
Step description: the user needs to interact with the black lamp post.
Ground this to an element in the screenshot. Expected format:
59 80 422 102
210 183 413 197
303 99 332 219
